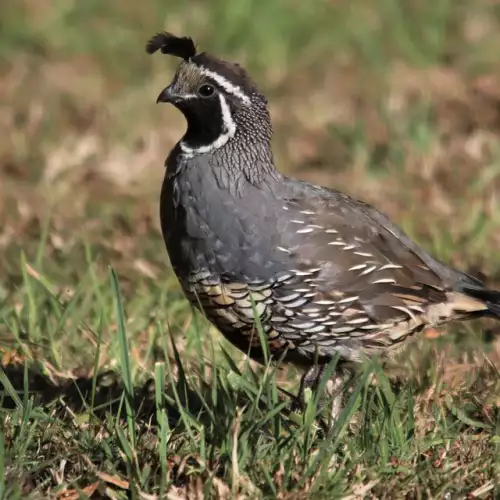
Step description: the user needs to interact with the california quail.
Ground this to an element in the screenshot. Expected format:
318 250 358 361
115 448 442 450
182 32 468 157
147 33 500 420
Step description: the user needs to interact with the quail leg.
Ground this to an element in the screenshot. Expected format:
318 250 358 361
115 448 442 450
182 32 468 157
297 365 323 406
298 365 352 425
324 369 352 425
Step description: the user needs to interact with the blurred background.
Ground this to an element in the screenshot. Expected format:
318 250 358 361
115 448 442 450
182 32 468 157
2 1 500 496
2 0 500 373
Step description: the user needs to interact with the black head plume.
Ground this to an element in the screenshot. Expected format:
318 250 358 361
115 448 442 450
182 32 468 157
146 32 196 60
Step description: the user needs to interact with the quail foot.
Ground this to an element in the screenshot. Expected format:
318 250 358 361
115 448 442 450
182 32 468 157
147 32 500 423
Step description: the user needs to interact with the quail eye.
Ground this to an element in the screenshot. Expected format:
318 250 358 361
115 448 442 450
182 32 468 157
198 83 215 98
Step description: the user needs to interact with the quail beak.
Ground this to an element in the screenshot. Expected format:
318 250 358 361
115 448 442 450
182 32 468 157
156 86 181 104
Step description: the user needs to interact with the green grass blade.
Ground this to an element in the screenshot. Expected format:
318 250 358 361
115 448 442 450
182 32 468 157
109 267 136 448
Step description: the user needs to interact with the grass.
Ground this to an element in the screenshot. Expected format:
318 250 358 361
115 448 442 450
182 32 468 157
1 0 500 497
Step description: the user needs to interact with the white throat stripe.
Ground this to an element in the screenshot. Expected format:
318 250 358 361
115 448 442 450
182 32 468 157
180 93 236 158
198 66 251 105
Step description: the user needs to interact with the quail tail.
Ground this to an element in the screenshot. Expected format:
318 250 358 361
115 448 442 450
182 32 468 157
459 285 500 318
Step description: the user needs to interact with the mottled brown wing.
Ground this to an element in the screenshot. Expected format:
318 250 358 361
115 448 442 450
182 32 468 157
262 192 454 361
180 186 485 365
181 197 448 365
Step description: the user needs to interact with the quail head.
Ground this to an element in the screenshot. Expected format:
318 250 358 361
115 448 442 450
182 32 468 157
147 32 500 421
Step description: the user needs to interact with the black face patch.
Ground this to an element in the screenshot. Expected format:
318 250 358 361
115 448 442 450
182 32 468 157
179 96 226 149
161 60 247 152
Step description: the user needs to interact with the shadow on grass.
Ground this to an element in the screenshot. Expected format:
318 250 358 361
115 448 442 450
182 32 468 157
1 365 152 416
0 361 303 433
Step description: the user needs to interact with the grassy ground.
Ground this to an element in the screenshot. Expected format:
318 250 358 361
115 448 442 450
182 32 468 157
2 0 500 497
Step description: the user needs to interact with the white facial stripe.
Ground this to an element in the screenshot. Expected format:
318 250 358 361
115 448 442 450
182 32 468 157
219 92 236 136
167 92 198 100
180 93 236 158
198 66 251 105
